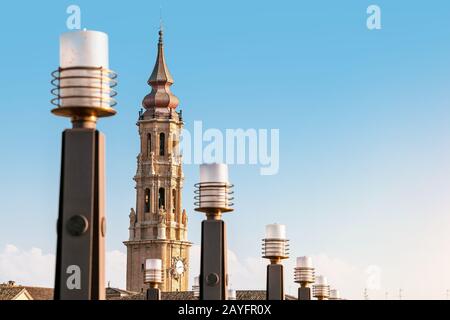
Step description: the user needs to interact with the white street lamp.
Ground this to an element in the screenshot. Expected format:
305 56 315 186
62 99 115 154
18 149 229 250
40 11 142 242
262 224 289 300
294 256 315 300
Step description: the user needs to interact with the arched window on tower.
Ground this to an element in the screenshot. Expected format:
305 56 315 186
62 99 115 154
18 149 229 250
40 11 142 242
158 187 165 210
172 189 176 213
144 189 151 213
147 133 152 157
159 133 165 156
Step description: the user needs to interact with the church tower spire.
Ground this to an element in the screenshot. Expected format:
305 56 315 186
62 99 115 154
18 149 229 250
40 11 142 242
142 27 179 110
124 28 191 293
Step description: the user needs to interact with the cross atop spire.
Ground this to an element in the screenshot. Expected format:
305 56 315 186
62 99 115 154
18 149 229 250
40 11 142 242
142 27 179 110
159 5 163 38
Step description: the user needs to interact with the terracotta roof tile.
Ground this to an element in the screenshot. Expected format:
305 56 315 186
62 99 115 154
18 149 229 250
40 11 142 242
0 285 296 301
108 290 297 301
0 286 28 300
21 287 54 300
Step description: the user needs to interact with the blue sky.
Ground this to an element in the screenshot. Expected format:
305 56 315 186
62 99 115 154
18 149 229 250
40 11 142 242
2 0 450 299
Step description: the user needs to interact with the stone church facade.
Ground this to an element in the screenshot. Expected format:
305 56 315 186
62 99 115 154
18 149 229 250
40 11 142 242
123 29 191 293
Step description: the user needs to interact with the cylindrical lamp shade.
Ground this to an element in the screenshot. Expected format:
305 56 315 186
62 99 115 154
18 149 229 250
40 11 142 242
144 259 163 284
192 276 200 298
262 224 289 260
52 30 117 119
313 275 330 300
316 275 328 286
294 256 315 285
145 259 162 271
297 256 313 268
329 289 341 300
195 163 234 211
60 31 109 68
228 289 237 300
265 224 286 239
200 163 229 183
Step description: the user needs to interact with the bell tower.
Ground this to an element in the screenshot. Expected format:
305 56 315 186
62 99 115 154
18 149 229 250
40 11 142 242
124 28 191 293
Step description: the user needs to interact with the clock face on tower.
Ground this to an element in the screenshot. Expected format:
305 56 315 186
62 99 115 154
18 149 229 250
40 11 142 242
176 260 185 275
171 257 186 279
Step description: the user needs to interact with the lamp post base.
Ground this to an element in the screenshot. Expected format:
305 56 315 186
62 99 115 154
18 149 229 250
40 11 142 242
54 128 105 300
266 264 284 300
200 218 227 300
298 287 312 300
146 288 161 300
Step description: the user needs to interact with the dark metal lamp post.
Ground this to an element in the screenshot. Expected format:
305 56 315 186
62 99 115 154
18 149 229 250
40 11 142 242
52 30 117 300
262 224 289 300
194 163 234 300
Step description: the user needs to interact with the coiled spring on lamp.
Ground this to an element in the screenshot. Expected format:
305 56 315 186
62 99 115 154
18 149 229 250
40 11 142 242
194 182 234 211
51 66 117 111
261 239 290 260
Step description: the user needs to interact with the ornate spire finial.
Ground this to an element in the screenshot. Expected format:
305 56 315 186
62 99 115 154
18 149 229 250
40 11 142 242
158 28 163 45
159 6 164 44
142 27 179 110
